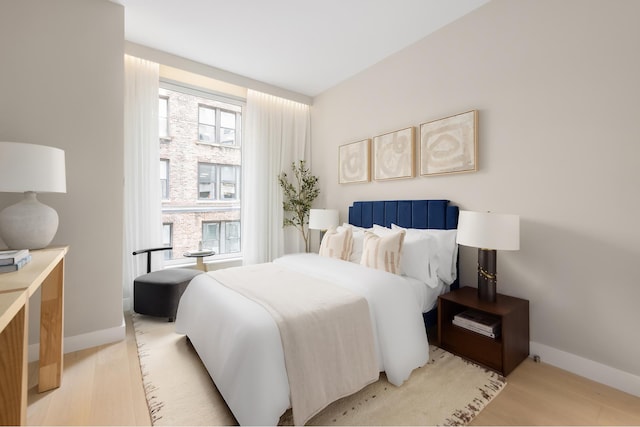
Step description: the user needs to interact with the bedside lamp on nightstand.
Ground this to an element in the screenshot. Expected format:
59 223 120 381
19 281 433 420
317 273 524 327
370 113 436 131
309 208 339 245
456 210 520 302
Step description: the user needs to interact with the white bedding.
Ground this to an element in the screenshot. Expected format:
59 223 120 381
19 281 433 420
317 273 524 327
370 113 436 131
408 275 448 312
208 262 378 426
175 253 430 426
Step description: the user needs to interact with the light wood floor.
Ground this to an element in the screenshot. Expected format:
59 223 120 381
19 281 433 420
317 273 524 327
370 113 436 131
26 313 640 426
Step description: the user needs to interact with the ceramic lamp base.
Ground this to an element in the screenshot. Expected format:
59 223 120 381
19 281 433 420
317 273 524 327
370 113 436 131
0 191 59 249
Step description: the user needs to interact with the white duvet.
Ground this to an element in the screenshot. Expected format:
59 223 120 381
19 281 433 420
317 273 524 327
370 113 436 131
175 253 430 426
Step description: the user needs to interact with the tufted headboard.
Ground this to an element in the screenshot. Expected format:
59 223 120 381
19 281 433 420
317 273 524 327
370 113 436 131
349 200 458 230
348 199 458 230
348 199 459 329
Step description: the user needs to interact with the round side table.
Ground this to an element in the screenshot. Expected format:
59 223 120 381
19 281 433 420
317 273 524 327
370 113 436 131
183 250 215 272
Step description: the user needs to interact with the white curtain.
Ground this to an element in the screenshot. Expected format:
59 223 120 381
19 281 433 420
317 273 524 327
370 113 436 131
123 55 162 310
242 90 311 265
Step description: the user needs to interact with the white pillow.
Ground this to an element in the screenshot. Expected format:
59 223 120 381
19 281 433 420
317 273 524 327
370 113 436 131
371 224 393 236
391 224 458 285
375 225 439 288
360 230 405 274
319 226 353 261
338 223 368 263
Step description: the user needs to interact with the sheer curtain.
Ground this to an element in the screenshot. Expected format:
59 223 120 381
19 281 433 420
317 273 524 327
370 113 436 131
123 55 162 310
242 90 311 265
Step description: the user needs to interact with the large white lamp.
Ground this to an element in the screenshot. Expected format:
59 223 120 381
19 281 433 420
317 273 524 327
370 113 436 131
0 142 67 249
308 208 339 243
456 210 520 302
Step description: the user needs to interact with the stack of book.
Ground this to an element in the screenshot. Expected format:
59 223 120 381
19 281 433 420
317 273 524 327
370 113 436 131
0 249 31 273
453 309 501 339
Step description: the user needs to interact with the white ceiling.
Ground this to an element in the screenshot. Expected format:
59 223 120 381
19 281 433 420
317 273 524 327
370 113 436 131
116 0 489 97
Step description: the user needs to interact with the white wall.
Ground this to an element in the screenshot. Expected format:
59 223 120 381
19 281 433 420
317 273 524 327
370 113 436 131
0 0 125 349
311 0 640 390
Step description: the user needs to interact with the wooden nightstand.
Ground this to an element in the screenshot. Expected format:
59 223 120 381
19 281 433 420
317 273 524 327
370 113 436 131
437 286 529 376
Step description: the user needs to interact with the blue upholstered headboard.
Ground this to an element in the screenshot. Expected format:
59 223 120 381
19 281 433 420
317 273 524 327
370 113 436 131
348 199 459 329
348 199 458 230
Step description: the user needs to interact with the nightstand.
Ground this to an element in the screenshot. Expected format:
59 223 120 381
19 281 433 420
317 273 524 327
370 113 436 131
438 286 529 376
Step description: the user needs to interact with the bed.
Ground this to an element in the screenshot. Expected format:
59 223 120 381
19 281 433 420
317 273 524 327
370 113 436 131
348 199 460 327
175 199 458 426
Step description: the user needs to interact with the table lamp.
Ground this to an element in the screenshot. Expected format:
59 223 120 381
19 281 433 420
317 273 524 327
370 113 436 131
456 210 520 302
309 208 339 243
0 142 67 249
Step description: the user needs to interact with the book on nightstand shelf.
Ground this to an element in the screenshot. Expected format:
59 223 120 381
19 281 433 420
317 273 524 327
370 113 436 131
453 309 501 338
0 253 32 273
0 249 29 266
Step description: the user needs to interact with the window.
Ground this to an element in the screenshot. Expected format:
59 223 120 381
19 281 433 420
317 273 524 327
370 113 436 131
202 222 220 253
159 81 242 264
160 159 169 200
224 221 241 253
221 165 238 200
220 110 236 144
162 223 173 260
198 104 241 146
202 221 241 255
159 96 169 139
198 105 216 142
198 163 216 200
198 163 240 201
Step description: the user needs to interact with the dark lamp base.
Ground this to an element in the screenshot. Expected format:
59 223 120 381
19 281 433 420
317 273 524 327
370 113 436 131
477 248 497 302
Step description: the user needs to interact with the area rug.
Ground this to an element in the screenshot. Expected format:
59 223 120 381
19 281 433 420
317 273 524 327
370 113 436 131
132 313 506 426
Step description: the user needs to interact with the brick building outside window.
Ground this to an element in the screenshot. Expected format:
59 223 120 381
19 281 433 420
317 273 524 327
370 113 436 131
159 83 242 262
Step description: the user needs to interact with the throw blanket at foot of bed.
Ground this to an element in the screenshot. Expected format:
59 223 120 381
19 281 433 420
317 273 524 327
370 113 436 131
210 263 379 426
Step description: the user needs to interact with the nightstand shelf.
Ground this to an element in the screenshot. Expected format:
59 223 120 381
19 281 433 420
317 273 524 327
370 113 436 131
438 286 529 376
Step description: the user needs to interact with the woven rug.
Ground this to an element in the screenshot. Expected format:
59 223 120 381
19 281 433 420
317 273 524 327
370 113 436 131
132 313 506 426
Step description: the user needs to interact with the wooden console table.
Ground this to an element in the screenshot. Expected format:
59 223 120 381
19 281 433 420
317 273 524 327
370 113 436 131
0 246 68 426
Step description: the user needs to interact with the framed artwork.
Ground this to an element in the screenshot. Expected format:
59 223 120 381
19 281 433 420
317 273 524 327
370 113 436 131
338 139 370 184
372 126 415 181
420 110 478 176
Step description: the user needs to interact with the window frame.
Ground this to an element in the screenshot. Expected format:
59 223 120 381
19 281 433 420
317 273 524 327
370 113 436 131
160 158 170 200
159 96 170 141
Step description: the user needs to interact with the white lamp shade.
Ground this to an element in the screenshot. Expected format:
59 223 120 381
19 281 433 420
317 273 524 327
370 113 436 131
308 209 339 230
0 142 66 193
456 210 520 250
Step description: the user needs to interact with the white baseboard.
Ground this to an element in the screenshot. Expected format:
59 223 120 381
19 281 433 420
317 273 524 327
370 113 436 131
28 316 126 362
530 341 640 398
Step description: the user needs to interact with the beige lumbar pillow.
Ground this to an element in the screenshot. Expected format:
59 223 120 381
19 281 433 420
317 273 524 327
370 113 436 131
360 230 405 274
319 226 353 261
